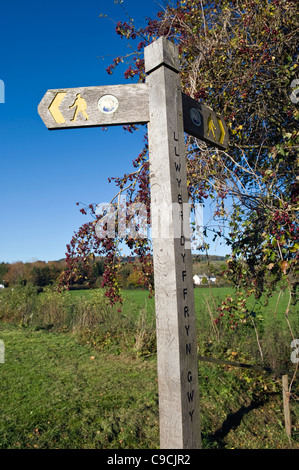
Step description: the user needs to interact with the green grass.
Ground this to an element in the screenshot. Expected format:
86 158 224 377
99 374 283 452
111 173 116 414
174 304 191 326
0 287 298 449
70 285 294 311
0 321 297 449
0 323 159 449
70 286 299 369
71 286 297 327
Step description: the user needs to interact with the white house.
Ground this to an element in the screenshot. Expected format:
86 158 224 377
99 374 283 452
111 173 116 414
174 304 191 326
193 274 216 286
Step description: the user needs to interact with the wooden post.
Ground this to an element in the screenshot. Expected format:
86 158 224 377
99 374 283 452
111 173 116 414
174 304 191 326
145 37 201 449
39 36 215 450
282 374 291 441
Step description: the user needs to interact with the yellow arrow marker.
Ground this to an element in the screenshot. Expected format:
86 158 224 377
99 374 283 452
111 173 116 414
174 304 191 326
217 116 226 145
48 92 67 124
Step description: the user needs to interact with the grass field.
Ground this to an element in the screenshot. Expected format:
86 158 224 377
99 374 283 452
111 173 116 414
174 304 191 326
70 286 294 315
0 323 159 449
0 286 298 449
71 286 297 332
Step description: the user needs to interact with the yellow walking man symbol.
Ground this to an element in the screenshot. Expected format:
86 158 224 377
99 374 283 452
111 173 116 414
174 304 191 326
69 93 89 122
207 114 217 141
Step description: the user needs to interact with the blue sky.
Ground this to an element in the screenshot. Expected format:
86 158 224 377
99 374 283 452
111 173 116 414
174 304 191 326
0 0 230 263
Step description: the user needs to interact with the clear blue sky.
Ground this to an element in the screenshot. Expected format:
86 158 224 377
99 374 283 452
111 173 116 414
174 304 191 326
0 0 230 264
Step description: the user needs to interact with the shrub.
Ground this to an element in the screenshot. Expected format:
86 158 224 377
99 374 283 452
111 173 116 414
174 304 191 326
0 285 38 326
34 287 75 330
0 286 157 358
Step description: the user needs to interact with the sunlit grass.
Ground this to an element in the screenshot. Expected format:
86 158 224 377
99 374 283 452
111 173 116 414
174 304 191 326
0 286 297 449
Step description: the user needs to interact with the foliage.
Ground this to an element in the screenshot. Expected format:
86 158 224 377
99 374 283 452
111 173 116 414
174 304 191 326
31 265 53 287
0 285 38 326
215 289 254 330
1 260 67 288
0 262 9 283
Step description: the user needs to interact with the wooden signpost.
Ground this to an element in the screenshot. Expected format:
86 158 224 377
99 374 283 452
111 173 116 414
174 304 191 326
38 37 229 449
38 84 149 129
182 93 228 150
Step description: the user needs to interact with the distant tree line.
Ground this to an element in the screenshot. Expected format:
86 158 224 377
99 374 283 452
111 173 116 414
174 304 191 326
0 255 228 290
0 260 67 288
0 258 154 290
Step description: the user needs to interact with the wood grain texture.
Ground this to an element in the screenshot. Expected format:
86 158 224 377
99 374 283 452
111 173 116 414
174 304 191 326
282 375 291 439
144 36 180 74
38 84 149 129
146 39 201 449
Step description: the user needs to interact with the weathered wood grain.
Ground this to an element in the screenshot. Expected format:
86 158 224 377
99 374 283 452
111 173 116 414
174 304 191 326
282 375 292 440
146 37 201 449
38 84 149 129
144 37 180 74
